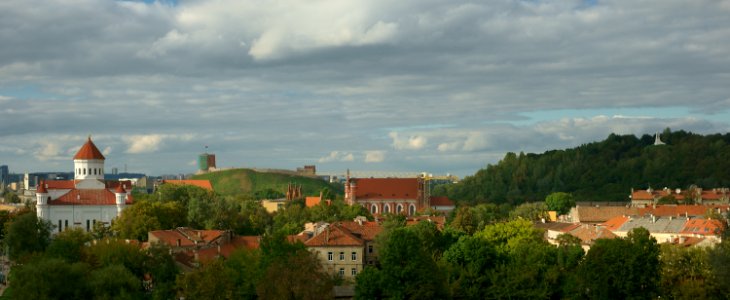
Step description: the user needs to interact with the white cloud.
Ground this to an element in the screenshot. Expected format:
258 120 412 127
124 134 164 154
102 146 112 156
389 132 427 150
35 142 62 161
318 151 355 163
364 150 386 163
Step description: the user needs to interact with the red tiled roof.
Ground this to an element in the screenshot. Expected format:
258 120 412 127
338 221 383 241
568 224 618 245
430 196 454 206
534 222 580 233
638 205 729 217
305 225 364 247
115 184 126 193
352 178 420 200
631 189 685 201
681 219 725 236
405 216 447 229
45 180 76 189
305 196 322 207
73 137 105 160
50 189 132 205
197 236 261 262
288 234 310 244
574 206 638 223
162 180 214 191
149 228 226 247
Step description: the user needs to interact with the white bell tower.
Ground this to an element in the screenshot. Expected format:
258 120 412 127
73 136 106 181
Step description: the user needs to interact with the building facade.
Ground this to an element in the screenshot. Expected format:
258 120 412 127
35 137 132 233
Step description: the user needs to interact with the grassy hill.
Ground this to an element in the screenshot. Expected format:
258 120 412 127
192 168 342 198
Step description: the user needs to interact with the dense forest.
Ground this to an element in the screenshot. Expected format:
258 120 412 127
435 129 730 205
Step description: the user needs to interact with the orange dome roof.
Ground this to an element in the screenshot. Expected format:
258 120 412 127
73 137 105 160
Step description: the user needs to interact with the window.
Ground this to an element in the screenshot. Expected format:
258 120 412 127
396 204 403 214
339 252 344 260
352 252 357 261
64 220 68 230
83 169 86 175
368 245 373 253
371 204 378 214
58 220 62 233
327 252 333 261
86 220 90 231
383 204 390 213
93 169 97 175
409 204 416 216
351 268 357 276
339 268 345 277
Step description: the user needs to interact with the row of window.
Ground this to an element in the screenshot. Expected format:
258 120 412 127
77 167 103 176
339 268 357 277
370 203 416 215
327 251 357 261
56 219 100 232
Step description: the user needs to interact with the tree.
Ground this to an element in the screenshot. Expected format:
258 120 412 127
4 212 52 260
545 192 575 215
112 200 186 241
450 206 477 235
375 227 447 299
476 219 543 256
46 227 92 262
660 244 715 299
441 235 497 299
7 257 90 299
225 249 262 300
509 202 549 221
84 239 147 277
144 243 179 300
256 248 334 300
355 266 384 299
576 227 660 299
88 264 143 300
177 259 237 300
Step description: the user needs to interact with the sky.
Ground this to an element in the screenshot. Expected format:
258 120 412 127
1 0 729 177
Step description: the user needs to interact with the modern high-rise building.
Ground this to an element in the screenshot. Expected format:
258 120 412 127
0 165 8 187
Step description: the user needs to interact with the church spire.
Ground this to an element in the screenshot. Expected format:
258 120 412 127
653 132 665 146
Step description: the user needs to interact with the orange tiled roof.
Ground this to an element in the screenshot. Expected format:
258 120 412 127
305 225 364 247
352 178 420 200
162 180 214 191
305 196 322 207
50 189 132 205
73 137 105 160
196 236 261 262
430 196 454 206
681 219 726 236
37 181 48 193
601 215 630 231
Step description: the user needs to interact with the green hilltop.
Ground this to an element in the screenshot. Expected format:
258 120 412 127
192 168 342 198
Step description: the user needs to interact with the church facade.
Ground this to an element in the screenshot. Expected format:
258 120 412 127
35 137 133 233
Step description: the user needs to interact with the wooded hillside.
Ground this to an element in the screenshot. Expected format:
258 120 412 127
435 130 730 205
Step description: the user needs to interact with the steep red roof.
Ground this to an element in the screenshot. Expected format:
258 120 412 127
162 180 214 191
568 224 618 245
149 228 226 247
50 189 133 205
37 181 48 193
574 206 638 223
305 225 364 247
73 137 105 160
352 178 420 200
115 184 127 193
601 215 630 231
430 196 454 206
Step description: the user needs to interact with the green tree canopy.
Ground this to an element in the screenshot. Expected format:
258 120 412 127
545 192 575 215
4 212 51 261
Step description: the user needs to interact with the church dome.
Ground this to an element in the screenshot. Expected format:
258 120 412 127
74 137 105 160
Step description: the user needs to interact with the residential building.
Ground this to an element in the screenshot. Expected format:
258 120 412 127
35 137 133 233
304 224 366 280
568 205 638 224
148 227 260 270
631 187 730 206
601 215 725 244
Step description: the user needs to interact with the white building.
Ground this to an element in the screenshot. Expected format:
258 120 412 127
35 137 132 233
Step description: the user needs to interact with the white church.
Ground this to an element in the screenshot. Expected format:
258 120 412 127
36 137 133 233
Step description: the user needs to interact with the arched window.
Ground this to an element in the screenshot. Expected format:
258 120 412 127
83 169 86 175
409 204 416 216
383 204 390 214
370 204 378 214
93 169 97 175
396 204 403 214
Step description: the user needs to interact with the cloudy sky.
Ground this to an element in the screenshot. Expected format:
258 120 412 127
1 0 729 177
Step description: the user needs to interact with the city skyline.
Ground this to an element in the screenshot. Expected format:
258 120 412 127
1 0 729 176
